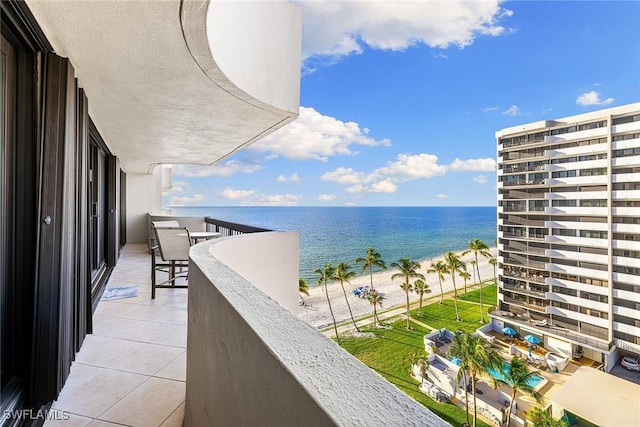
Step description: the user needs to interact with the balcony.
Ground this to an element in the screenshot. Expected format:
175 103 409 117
48 221 444 426
489 309 611 351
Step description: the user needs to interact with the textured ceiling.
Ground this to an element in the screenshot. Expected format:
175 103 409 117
26 0 301 173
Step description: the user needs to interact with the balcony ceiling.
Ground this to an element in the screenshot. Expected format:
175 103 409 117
26 0 301 173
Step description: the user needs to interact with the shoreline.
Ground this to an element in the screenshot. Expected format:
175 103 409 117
297 247 497 329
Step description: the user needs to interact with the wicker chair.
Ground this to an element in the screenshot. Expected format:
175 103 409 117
151 225 191 299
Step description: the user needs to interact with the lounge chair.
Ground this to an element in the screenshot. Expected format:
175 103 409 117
150 225 191 299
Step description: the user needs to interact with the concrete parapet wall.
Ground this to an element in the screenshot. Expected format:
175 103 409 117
185 237 447 427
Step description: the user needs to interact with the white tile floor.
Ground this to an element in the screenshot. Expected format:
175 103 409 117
45 244 188 427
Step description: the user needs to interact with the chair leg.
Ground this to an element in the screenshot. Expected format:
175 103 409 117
170 261 175 287
151 247 157 299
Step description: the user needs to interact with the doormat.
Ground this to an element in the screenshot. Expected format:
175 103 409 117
101 285 139 301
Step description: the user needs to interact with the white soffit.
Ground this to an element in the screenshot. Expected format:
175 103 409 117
26 0 301 173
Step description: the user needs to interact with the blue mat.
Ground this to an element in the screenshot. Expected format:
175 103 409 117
101 285 139 301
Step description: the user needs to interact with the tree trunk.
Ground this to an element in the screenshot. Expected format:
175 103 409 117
438 278 444 304
479 280 485 323
324 279 340 345
452 276 461 321
372 302 377 327
405 287 411 329
369 265 375 291
472 375 478 427
418 293 423 316
340 280 360 332
463 372 470 427
506 389 517 427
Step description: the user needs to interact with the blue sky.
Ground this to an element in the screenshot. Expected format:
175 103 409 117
165 0 640 207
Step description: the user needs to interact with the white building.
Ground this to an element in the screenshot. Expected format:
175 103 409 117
492 102 640 371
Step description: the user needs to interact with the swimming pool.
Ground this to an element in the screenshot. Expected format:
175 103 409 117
449 358 544 388
487 363 543 388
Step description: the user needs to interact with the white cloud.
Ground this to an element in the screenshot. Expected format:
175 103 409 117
375 153 448 180
298 1 514 69
276 173 301 183
324 154 445 194
473 175 488 184
436 194 449 199
324 153 495 194
250 107 390 161
576 91 614 107
321 167 366 185
218 188 255 200
502 105 522 116
317 193 337 202
253 194 302 206
172 160 261 178
217 187 301 206
168 193 204 206
449 158 496 172
370 179 398 193
483 106 500 113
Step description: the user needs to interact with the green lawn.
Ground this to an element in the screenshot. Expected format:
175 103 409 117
458 284 498 307
411 299 491 333
340 318 489 427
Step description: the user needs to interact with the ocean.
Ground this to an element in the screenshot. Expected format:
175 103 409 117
169 206 497 283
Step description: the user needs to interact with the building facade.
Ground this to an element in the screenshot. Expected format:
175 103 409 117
493 103 640 371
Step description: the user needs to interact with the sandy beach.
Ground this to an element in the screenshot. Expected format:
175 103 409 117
297 248 497 329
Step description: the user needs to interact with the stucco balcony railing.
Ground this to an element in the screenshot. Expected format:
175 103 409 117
186 233 447 426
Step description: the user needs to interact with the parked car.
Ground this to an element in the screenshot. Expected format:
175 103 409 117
621 355 640 371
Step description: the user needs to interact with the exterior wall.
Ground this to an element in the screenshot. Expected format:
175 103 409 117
186 239 447 427
496 103 640 361
209 231 299 312
126 168 163 243
207 1 301 113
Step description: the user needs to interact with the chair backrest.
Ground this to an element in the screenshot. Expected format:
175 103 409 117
152 220 180 228
153 226 191 261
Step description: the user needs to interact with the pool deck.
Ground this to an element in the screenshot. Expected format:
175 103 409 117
427 331 599 426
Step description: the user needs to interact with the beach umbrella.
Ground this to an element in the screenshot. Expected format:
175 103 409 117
502 326 517 336
524 334 541 345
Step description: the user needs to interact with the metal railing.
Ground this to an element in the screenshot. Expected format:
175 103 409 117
489 308 611 350
205 216 271 237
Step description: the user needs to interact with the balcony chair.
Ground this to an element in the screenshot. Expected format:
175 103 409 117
151 225 191 299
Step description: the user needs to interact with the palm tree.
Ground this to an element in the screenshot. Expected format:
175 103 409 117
298 278 309 299
427 260 449 304
355 247 387 291
459 269 471 295
526 407 569 427
333 262 360 332
413 279 431 316
391 257 425 329
463 239 491 322
415 357 430 385
492 356 543 427
449 332 472 427
470 260 477 284
489 256 498 285
443 251 464 321
366 289 384 327
453 332 503 427
315 263 340 345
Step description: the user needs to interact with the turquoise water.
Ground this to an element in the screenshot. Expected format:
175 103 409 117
449 358 543 388
169 206 496 282
487 364 543 388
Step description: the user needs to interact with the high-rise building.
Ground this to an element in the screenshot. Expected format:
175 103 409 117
492 102 640 372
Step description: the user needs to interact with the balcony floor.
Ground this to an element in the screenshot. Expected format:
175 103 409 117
45 243 187 426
